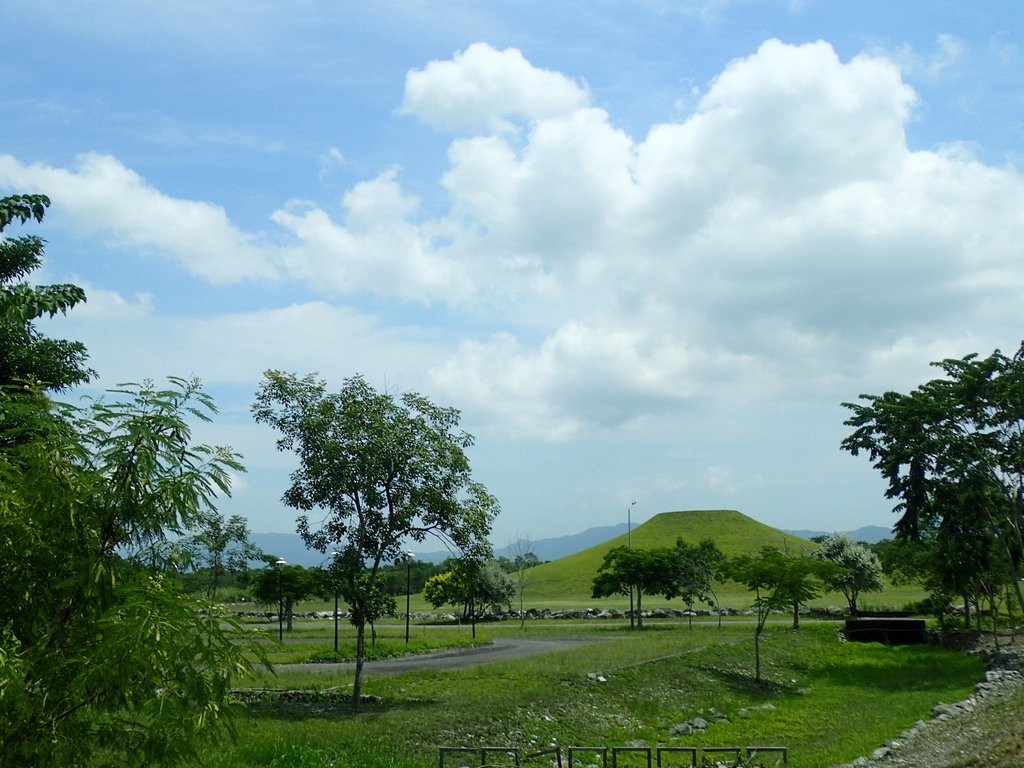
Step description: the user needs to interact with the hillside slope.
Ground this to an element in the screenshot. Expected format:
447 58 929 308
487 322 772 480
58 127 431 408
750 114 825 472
524 509 813 601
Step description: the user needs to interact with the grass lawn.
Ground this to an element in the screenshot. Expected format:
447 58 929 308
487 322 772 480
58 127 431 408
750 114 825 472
207 621 985 768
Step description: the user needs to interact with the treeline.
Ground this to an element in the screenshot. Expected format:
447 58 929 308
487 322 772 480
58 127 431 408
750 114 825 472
843 346 1024 630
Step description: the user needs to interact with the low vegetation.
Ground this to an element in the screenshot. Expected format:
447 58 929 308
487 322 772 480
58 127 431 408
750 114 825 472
209 622 985 768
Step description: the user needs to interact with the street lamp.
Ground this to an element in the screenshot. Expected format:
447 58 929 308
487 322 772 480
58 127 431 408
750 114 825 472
275 558 287 643
404 551 415 643
628 501 636 630
331 551 340 653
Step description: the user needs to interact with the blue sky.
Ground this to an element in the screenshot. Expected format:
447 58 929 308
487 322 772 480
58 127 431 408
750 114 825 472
3 1 1023 547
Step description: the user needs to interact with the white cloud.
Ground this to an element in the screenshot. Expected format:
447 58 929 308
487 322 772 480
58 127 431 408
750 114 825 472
317 146 346 180
419 39 1024 437
64 300 444 391
874 33 965 80
400 43 591 131
706 465 763 495
0 153 280 283
8 39 1024 448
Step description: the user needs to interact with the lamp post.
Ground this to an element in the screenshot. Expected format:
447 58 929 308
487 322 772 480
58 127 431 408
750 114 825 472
404 551 415 643
628 501 636 630
275 558 287 643
324 551 340 653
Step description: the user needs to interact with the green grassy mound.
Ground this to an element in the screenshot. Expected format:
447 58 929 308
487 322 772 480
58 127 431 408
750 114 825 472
525 509 813 601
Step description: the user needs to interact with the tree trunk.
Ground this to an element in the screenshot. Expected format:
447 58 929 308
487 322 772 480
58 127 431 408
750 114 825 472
352 618 366 711
754 627 762 683
285 597 294 631
791 601 800 630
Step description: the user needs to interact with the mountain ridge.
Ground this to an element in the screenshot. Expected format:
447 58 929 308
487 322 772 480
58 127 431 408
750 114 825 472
250 518 892 567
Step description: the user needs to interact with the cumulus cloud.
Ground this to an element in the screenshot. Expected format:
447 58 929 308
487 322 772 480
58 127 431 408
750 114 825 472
417 39 1024 437
400 43 590 131
0 153 280 283
7 39 1024 445
64 300 443 389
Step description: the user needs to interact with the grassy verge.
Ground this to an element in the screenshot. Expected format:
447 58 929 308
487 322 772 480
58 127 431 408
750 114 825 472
208 622 984 768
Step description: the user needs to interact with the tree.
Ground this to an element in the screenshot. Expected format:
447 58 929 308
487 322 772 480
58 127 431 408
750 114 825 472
422 557 515 621
184 512 262 600
842 346 1024 617
592 546 676 630
671 538 726 628
423 570 460 612
318 552 398 648
252 371 498 709
0 377 263 767
250 562 318 633
812 533 884 615
0 194 93 392
508 535 538 627
729 547 833 683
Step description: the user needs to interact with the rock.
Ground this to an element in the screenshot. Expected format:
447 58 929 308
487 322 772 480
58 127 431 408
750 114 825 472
690 717 709 730
669 723 693 736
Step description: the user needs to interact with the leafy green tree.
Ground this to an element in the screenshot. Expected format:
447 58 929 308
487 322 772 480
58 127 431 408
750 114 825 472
183 512 262 600
423 570 459 611
375 558 440 596
812 533 884 615
0 377 263 767
319 550 398 647
252 371 498 709
671 538 727 628
842 346 1024 616
0 194 93 392
250 562 318 632
422 557 515 620
592 546 677 630
729 547 834 682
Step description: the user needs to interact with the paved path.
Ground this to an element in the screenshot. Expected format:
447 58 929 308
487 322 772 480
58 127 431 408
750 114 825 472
274 636 615 675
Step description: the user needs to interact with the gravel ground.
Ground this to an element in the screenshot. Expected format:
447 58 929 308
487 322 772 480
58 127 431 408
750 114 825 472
833 633 1024 768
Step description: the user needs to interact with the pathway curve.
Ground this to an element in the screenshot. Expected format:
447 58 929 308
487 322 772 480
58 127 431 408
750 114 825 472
274 635 616 675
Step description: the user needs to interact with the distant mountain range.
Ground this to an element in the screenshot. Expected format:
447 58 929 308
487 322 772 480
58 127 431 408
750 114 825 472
250 520 892 567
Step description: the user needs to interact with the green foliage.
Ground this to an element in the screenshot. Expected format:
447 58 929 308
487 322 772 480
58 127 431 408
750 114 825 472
672 537 727 612
422 558 515 618
729 547 836 681
183 512 263 600
592 546 679 629
0 194 92 392
252 371 498 708
812 533 884 614
251 563 320 631
842 345 1024 618
0 378 264 767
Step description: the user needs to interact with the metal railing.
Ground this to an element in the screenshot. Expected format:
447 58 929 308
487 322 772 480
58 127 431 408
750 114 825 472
438 744 788 767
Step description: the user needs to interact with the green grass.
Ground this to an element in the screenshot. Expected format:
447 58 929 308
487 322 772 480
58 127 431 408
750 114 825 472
206 621 985 768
